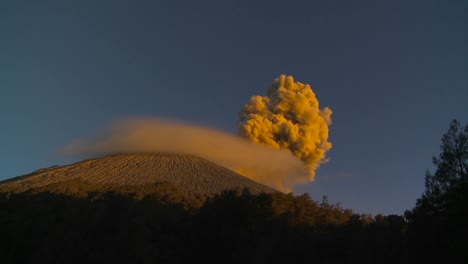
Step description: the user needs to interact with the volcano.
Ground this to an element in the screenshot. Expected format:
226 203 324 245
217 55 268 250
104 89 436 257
0 153 276 201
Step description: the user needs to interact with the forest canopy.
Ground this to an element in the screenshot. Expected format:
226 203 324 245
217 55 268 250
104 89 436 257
0 120 466 264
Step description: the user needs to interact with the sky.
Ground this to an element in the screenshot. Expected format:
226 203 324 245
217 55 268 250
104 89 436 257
0 0 467 215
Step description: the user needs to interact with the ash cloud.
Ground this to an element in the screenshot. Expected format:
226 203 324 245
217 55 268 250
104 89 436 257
238 75 333 181
62 118 309 192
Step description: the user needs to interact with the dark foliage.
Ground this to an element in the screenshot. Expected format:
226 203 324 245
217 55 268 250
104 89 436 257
405 120 468 262
0 188 407 264
1 120 465 263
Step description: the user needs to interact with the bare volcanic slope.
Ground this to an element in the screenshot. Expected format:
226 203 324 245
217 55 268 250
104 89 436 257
0 153 276 198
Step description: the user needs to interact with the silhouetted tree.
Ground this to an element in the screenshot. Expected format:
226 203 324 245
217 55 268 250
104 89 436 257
424 120 467 201
406 120 468 262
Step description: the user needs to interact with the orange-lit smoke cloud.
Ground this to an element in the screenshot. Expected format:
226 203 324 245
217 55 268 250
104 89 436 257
238 75 332 181
63 118 309 192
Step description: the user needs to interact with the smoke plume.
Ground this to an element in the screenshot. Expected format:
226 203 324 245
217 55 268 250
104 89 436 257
238 75 332 181
63 118 309 192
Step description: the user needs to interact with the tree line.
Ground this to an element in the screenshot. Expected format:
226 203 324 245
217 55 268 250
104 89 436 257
0 120 466 263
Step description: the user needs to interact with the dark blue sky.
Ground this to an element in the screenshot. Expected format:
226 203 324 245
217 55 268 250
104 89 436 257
1 0 467 215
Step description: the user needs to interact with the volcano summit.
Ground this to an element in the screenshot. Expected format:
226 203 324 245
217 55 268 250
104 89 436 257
0 153 276 200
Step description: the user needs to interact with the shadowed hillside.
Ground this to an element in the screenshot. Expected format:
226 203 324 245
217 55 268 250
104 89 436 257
0 189 409 264
1 120 466 264
0 152 409 264
0 153 409 264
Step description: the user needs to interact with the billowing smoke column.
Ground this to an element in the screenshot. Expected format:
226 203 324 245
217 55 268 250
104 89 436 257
238 75 333 181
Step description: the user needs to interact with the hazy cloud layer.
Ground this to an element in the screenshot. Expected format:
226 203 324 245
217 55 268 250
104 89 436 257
63 118 309 192
239 75 332 181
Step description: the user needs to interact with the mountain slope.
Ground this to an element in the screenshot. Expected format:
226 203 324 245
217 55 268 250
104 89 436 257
0 153 276 198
